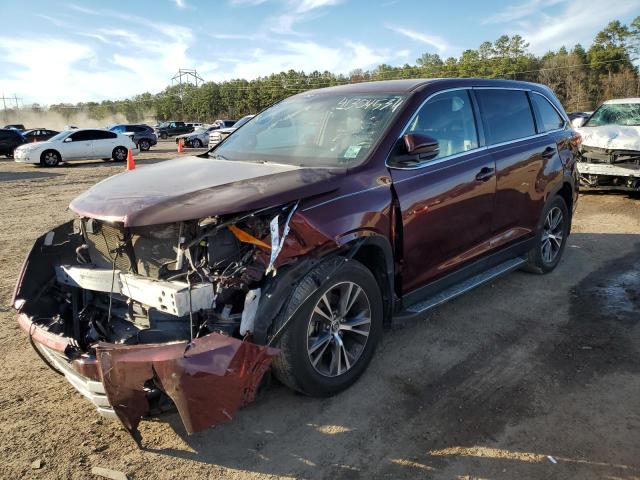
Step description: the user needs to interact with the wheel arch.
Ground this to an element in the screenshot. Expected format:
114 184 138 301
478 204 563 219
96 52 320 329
252 233 396 344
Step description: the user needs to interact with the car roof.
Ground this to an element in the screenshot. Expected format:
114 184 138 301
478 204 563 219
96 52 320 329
293 78 545 95
603 98 640 104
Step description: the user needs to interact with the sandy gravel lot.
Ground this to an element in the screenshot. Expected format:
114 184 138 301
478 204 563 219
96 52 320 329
0 143 638 479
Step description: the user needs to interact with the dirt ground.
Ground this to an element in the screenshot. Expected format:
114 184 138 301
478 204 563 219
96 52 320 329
0 142 639 479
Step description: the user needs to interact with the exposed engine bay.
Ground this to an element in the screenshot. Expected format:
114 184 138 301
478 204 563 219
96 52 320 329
12 202 324 443
40 203 297 348
578 146 640 191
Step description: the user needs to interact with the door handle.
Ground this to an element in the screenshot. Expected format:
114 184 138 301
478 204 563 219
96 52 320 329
475 167 495 182
541 146 556 159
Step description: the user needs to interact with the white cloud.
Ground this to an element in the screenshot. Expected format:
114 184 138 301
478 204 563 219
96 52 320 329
173 0 188 8
0 7 211 103
385 25 449 52
482 0 567 24
216 40 394 81
266 0 344 34
296 0 342 13
509 0 640 54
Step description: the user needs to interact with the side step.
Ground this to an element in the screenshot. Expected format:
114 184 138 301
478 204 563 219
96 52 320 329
392 257 526 328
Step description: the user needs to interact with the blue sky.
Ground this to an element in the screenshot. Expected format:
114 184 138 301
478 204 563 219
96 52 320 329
0 0 639 104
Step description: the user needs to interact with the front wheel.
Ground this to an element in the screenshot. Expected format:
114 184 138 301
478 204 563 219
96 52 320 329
525 195 569 273
271 257 383 397
40 150 60 167
138 139 150 151
160 132 167 140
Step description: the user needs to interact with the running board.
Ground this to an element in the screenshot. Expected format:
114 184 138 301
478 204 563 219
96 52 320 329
392 257 526 328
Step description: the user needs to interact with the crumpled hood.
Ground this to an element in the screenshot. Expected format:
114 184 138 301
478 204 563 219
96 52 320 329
576 125 640 151
69 155 344 226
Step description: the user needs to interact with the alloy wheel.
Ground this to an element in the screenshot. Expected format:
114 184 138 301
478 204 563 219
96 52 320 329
43 152 58 166
114 148 126 161
306 281 372 377
541 206 564 264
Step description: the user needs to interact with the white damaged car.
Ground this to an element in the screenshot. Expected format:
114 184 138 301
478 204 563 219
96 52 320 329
573 98 640 192
14 129 138 167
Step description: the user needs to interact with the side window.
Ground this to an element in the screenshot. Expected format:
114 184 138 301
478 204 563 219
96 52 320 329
111 125 125 133
94 130 117 140
532 93 565 132
476 89 536 145
70 130 93 141
408 90 478 159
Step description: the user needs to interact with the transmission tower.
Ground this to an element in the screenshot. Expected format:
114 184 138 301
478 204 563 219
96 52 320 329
171 68 205 120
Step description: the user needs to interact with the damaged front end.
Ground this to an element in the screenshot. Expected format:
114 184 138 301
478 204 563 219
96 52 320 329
12 204 320 442
578 146 640 191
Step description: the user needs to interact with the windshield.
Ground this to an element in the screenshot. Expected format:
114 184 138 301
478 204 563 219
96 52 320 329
48 131 71 142
585 103 640 127
157 122 169 128
210 92 406 167
234 115 254 129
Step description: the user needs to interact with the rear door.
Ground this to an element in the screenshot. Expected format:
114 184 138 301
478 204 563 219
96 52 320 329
93 130 118 157
474 88 553 244
389 89 497 294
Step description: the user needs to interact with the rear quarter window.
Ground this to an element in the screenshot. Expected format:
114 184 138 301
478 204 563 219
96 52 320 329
476 89 536 145
532 93 565 132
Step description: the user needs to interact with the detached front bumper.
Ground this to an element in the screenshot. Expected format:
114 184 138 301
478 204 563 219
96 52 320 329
18 311 278 442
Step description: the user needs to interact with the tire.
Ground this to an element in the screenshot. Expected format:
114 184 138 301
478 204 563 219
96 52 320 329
271 257 383 397
191 139 202 148
160 132 167 140
524 195 569 273
40 150 60 167
112 146 127 162
138 139 150 151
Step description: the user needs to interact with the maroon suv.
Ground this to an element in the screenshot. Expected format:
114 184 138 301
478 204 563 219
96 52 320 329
13 78 579 442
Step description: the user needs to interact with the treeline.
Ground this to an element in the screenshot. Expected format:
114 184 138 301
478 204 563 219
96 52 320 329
43 17 640 122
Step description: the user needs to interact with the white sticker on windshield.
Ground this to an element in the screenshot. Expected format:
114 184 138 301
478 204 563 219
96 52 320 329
336 96 404 112
344 145 362 159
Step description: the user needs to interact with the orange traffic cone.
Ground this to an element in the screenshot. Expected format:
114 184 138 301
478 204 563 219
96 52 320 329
126 149 135 170
177 138 184 153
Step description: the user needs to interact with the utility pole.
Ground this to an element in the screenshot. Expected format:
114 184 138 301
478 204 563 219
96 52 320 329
171 68 204 121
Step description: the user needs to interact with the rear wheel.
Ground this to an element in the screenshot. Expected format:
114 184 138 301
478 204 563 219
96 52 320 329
112 146 127 162
138 139 150 151
525 195 569 273
191 138 202 148
271 257 383 397
40 150 60 167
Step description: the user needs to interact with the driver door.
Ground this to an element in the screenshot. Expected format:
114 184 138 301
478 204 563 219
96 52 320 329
64 130 95 160
388 89 497 295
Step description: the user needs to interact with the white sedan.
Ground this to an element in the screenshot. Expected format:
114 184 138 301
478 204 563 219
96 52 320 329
14 129 139 167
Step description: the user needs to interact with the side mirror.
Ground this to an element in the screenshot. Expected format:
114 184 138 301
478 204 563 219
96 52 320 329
571 117 586 128
403 133 439 159
63 137 73 143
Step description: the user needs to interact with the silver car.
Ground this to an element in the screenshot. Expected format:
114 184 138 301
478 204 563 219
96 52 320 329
208 115 255 149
